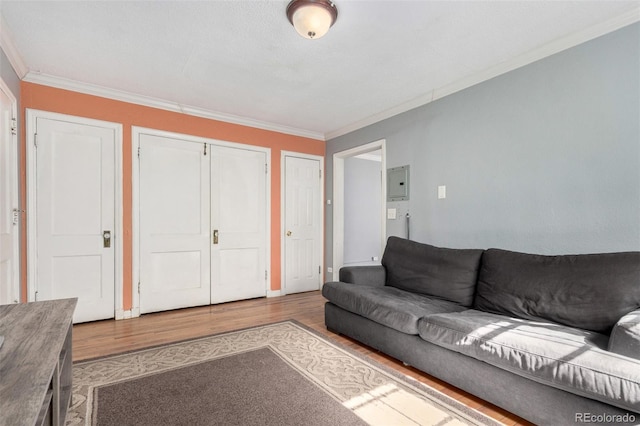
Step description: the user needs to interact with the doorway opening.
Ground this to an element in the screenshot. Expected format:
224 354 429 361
332 140 386 281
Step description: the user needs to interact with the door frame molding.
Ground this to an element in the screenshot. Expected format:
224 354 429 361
280 151 324 296
131 126 271 315
25 109 124 313
332 139 386 281
0 77 19 304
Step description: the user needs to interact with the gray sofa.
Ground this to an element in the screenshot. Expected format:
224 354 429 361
323 237 640 425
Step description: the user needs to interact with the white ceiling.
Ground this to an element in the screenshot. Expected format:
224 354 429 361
1 1 639 140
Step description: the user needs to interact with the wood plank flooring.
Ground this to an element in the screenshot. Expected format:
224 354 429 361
73 291 533 426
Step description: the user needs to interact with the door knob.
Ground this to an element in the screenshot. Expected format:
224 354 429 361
103 230 111 248
213 229 219 245
286 230 292 237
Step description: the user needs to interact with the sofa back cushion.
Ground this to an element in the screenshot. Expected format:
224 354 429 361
381 237 484 306
474 248 640 333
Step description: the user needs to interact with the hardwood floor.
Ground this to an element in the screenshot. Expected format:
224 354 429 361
73 291 532 426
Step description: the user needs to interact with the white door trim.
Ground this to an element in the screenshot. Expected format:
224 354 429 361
332 139 386 281
131 126 271 314
0 78 19 303
25 109 123 313
280 151 324 295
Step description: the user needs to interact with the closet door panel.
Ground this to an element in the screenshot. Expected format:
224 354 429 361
139 134 210 313
211 146 267 303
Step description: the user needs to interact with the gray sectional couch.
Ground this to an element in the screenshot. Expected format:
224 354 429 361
322 237 640 425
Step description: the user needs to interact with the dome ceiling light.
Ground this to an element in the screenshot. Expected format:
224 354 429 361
286 0 338 40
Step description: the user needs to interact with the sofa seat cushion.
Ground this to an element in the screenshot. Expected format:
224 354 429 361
417 310 640 413
381 237 484 306
322 281 466 335
474 248 640 333
609 309 640 360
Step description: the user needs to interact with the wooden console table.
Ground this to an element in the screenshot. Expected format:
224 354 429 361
0 298 77 426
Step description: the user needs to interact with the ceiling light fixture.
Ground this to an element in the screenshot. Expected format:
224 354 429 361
286 0 338 40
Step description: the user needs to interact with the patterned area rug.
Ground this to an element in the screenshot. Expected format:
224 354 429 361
68 321 502 426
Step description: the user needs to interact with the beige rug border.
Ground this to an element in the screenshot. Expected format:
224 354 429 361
68 320 503 426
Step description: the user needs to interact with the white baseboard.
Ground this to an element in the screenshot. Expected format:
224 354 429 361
115 307 141 320
267 290 282 298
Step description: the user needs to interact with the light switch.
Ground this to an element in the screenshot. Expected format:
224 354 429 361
438 185 446 199
387 208 397 219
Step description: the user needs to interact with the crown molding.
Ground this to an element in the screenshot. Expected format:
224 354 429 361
0 15 28 78
325 7 640 141
22 72 325 141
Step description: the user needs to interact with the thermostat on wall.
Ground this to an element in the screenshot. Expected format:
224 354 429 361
387 165 410 201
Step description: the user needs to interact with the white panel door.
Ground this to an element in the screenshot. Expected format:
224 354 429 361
139 134 211 313
0 83 18 305
35 118 115 323
211 146 267 303
284 156 322 294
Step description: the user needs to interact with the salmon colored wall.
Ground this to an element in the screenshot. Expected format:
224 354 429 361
19 82 325 311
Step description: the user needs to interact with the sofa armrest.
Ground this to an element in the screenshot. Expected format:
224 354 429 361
608 308 640 360
338 265 386 286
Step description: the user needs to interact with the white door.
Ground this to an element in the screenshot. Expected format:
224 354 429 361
284 155 322 294
211 145 267 303
0 82 19 305
139 134 211 313
137 132 268 312
34 117 116 323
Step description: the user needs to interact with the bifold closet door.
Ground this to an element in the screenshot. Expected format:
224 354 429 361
139 134 211 314
210 146 267 304
139 133 268 313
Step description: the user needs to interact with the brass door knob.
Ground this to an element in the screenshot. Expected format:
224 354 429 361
103 230 111 248
286 230 292 236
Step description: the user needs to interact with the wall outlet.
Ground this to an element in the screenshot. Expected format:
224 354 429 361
327 267 333 273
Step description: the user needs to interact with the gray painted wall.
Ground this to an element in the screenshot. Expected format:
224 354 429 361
0 45 20 145
1 47 20 101
326 22 640 271
344 156 382 265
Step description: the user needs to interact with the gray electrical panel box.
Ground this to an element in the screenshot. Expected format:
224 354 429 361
387 165 410 201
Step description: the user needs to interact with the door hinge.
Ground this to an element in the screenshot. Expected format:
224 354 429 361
203 143 207 156
265 163 268 174
10 118 17 135
265 270 268 280
34 133 38 148
319 169 322 179
137 146 140 158
138 281 141 293
319 265 321 275
12 208 22 225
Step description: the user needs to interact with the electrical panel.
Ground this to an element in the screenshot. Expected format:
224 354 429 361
387 165 409 201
